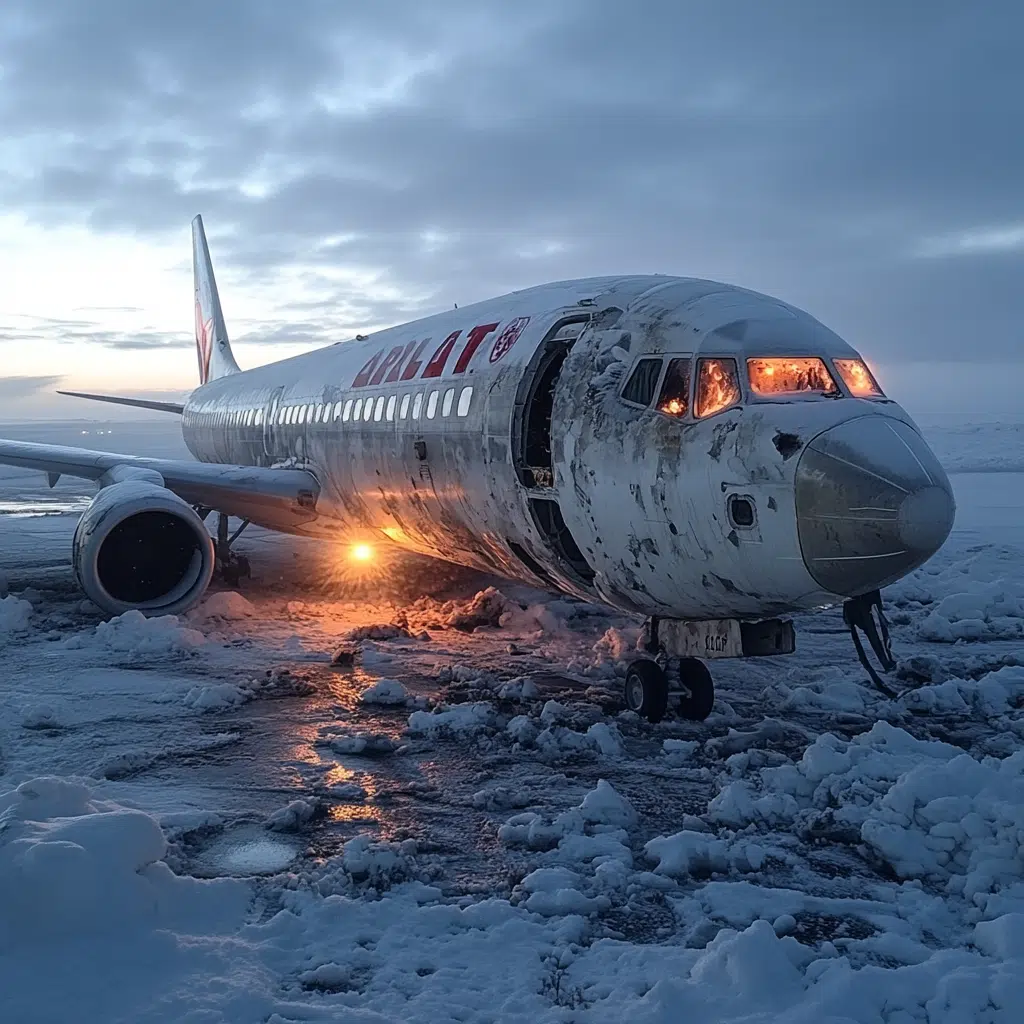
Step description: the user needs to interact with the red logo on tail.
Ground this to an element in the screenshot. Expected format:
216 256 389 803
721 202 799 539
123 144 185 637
195 299 213 384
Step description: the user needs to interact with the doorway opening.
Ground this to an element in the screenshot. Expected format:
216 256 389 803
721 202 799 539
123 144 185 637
514 318 588 489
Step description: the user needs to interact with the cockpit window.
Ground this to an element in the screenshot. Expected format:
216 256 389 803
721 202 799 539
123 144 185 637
656 358 691 418
621 358 663 406
695 358 741 418
747 357 839 397
833 358 885 398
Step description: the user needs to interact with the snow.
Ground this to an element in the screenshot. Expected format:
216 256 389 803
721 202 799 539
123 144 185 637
0 593 32 637
2 419 1024 1021
358 677 411 705
69 609 207 654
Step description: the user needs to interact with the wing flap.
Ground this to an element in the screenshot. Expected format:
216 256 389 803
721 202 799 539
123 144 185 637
0 439 319 527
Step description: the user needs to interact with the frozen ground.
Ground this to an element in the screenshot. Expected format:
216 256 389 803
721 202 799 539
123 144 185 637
1 417 1022 1023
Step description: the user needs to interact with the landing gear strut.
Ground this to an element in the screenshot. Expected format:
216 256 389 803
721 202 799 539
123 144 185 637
196 508 252 586
843 589 898 697
623 617 717 724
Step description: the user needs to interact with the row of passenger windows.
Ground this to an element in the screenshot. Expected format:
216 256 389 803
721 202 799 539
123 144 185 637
197 385 475 430
622 355 883 420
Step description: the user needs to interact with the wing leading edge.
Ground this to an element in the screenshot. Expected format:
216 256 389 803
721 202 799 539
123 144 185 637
56 390 186 414
0 438 319 527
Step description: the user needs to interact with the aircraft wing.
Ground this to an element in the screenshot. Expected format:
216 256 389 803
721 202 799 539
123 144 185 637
0 438 319 523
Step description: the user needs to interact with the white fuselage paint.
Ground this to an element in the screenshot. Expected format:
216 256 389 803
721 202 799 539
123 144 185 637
181 275 935 620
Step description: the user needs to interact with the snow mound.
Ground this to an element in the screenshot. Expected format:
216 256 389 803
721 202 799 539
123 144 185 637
580 779 637 829
325 731 396 755
79 610 206 655
887 547 1024 642
0 594 32 638
21 704 63 730
266 798 323 832
193 591 256 621
499 780 635 872
183 681 250 710
900 663 1024 717
709 721 1024 902
341 834 415 885
0 776 247 949
358 678 411 705
407 702 495 736
645 831 766 877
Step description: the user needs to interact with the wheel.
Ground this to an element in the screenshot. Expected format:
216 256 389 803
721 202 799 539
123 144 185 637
677 658 715 721
624 659 669 723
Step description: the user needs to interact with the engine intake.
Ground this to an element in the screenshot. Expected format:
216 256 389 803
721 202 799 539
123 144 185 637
73 480 215 615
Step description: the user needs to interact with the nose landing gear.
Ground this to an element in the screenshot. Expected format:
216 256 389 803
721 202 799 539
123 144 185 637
623 614 794 723
624 656 716 724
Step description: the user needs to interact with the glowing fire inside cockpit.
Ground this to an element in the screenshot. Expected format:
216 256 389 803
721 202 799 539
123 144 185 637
747 357 839 396
695 358 741 418
833 358 885 398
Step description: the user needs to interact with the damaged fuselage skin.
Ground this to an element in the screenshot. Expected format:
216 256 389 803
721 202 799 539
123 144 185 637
184 274 955 623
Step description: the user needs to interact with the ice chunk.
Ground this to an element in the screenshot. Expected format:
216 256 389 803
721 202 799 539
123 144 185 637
89 610 206 655
193 591 256 620
266 798 322 832
407 702 494 736
358 678 411 705
0 594 32 638
579 780 637 829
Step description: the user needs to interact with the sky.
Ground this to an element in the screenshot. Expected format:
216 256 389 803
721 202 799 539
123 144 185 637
0 0 1022 420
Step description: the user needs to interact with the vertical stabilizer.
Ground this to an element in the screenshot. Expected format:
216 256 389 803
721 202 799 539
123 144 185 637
192 214 241 384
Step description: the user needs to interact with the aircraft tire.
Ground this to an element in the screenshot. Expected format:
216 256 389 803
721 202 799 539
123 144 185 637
677 658 715 721
624 659 669 724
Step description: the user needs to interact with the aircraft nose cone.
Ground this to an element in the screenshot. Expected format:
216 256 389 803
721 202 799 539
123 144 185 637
795 416 955 597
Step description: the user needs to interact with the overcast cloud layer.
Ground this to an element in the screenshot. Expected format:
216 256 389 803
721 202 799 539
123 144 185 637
0 0 1021 381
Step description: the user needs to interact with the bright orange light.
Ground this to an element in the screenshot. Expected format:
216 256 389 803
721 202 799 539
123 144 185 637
351 544 374 562
696 358 741 418
747 357 839 397
834 358 884 397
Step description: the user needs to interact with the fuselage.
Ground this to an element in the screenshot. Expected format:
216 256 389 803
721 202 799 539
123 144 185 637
181 275 955 619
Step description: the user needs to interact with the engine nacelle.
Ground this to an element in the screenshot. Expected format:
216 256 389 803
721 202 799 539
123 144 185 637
73 479 215 616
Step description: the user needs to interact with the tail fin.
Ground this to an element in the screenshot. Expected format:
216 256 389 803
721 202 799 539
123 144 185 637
192 214 241 385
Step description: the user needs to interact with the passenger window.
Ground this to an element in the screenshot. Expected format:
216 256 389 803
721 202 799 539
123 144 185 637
622 358 663 406
747 357 839 397
400 394 410 419
353 398 363 420
457 386 473 416
426 390 439 419
386 395 396 420
343 399 352 422
412 392 423 419
334 401 343 420
363 397 373 421
306 404 314 422
695 358 741 418
296 406 305 425
374 396 385 421
656 358 691 418
279 408 287 425
442 388 455 416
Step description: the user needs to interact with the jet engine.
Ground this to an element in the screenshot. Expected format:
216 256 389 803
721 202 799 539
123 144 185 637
73 478 215 616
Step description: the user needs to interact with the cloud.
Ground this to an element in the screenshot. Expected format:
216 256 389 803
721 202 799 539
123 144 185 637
0 0 1021 373
915 223 1024 259
0 375 62 398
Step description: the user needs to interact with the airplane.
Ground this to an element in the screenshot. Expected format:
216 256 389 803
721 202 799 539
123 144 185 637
0 216 955 723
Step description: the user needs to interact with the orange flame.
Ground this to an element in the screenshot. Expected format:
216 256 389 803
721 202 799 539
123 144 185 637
834 358 884 397
696 359 741 417
747 357 839 396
